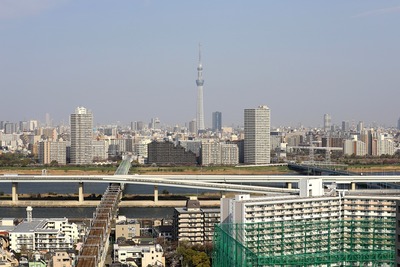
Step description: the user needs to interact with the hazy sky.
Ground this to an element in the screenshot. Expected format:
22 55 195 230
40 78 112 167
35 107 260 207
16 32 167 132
1 1 399 128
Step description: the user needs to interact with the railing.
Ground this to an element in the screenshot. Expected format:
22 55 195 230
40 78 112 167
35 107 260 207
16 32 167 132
75 159 130 267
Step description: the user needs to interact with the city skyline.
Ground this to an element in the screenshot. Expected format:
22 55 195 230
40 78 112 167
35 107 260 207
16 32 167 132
1 110 399 130
1 1 399 127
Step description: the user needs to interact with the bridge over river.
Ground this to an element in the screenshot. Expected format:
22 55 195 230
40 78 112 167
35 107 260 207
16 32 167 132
75 159 130 267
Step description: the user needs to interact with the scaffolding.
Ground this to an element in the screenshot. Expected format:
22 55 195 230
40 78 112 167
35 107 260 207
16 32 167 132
213 218 395 267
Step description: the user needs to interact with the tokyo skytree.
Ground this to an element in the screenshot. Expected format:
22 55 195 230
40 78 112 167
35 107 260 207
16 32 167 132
196 44 205 132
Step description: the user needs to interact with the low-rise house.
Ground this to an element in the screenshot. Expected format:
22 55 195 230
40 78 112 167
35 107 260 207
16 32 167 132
113 243 165 267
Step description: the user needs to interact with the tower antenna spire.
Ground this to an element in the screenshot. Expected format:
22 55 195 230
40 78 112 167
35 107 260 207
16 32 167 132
196 43 205 132
198 43 202 64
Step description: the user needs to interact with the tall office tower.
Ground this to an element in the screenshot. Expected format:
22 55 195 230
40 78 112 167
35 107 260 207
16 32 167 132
357 121 364 133
323 114 331 132
132 121 144 131
341 120 349 132
29 120 38 131
398 117 400 130
19 121 29 132
70 107 93 165
188 119 197 134
148 118 160 130
244 105 270 165
196 44 205 132
212 111 222 132
45 113 51 127
4 122 15 134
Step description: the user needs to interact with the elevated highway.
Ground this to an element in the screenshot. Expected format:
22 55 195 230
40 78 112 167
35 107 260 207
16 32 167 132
5 173 400 183
287 163 357 176
3 173 400 201
0 174 300 197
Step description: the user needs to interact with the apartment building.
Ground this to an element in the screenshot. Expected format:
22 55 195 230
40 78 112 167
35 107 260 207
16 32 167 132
173 197 220 245
115 220 140 240
201 141 238 166
244 105 270 164
147 140 197 166
38 140 67 165
215 178 399 267
70 107 93 165
8 218 78 253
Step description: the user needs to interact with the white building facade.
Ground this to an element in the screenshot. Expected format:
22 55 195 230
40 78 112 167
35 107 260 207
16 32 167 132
70 107 93 164
9 218 78 253
113 244 165 266
244 105 270 164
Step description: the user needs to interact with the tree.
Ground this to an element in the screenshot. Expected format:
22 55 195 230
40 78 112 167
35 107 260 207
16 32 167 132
50 160 59 167
162 189 169 195
192 251 210 267
176 243 211 267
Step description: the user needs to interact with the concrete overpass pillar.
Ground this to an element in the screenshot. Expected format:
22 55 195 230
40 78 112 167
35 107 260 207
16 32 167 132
154 185 158 204
350 182 356 191
286 182 292 189
12 182 18 203
79 182 84 203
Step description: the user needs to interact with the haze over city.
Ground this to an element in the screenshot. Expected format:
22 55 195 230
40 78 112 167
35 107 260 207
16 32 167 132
1 1 399 127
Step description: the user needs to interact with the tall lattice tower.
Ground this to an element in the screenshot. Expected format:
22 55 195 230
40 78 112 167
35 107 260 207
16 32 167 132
196 44 205 132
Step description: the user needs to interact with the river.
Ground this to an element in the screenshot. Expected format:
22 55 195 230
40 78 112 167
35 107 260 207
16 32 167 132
0 206 176 219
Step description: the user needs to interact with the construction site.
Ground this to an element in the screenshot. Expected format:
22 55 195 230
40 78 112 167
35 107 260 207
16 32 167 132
213 218 396 266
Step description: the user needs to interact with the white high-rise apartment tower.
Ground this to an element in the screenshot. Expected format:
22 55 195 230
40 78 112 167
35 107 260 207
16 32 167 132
244 105 270 164
70 107 93 164
324 114 331 132
196 44 205 132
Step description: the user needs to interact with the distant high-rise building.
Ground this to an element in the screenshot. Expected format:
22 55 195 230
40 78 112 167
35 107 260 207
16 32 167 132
132 121 144 131
196 44 205 132
323 114 331 132
19 121 29 132
103 127 117 137
397 118 400 130
45 113 51 127
149 118 160 130
343 136 367 156
70 107 93 165
212 111 222 132
188 119 197 134
341 120 349 132
92 140 108 161
357 121 364 133
244 105 270 165
29 120 38 131
4 122 15 134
